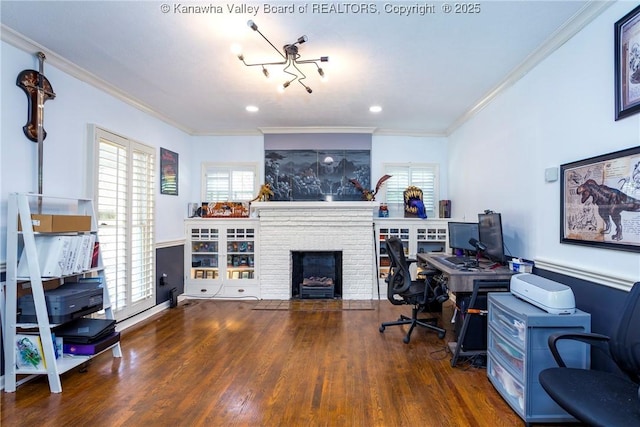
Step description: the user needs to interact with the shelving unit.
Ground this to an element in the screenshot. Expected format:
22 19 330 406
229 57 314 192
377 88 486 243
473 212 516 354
487 292 590 425
3 193 122 393
374 219 449 287
184 219 259 298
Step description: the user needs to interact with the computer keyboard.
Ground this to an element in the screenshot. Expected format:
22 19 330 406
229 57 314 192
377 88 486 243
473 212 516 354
445 256 475 265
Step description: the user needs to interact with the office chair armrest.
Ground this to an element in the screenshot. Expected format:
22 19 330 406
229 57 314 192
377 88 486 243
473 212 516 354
406 258 417 265
548 331 610 368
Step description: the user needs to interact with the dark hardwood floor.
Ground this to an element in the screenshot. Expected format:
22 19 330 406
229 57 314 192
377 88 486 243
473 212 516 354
3 299 530 426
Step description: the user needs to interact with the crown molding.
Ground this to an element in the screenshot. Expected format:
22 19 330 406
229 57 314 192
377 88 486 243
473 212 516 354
1 24 195 135
446 1 614 136
258 126 377 134
373 128 447 138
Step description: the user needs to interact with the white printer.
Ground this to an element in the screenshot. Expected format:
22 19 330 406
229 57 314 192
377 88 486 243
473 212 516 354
510 273 576 314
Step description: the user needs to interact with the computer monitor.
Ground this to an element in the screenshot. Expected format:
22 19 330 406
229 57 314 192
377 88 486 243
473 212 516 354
447 222 479 254
478 213 506 264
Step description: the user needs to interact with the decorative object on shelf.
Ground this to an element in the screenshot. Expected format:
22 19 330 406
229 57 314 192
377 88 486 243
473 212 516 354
560 146 640 252
404 186 427 219
350 174 392 201
188 202 200 218
250 183 274 202
615 4 640 120
235 20 328 93
15 335 45 370
439 200 451 218
160 148 178 195
201 202 249 218
378 203 389 217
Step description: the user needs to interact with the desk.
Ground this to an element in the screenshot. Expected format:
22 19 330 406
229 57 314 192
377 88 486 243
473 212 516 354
417 253 515 367
416 253 515 293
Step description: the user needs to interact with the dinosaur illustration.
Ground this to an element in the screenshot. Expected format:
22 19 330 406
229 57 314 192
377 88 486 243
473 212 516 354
576 179 640 241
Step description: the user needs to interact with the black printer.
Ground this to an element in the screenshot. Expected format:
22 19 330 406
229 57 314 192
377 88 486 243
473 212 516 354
18 281 104 323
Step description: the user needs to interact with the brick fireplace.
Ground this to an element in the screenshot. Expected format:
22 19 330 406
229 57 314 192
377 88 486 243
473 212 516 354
252 201 376 300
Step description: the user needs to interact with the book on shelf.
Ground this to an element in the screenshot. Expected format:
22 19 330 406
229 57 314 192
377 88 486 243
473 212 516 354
15 334 46 371
17 234 99 278
17 235 72 277
90 241 100 269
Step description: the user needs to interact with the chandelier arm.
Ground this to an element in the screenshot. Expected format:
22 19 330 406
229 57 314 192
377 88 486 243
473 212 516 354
292 62 308 84
254 28 287 60
241 59 288 67
282 59 299 83
296 58 327 65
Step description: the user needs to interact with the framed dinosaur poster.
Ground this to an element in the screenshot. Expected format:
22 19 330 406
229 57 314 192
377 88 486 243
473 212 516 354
560 146 640 252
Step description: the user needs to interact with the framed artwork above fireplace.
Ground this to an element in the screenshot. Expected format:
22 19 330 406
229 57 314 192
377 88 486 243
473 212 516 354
264 149 371 201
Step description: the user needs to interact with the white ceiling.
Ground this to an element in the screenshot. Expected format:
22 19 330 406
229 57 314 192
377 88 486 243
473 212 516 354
0 1 610 136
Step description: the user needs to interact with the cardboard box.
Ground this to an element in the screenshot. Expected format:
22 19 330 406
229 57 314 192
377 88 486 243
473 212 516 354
19 214 91 233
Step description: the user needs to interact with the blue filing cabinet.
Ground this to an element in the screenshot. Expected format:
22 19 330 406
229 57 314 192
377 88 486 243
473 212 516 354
487 293 590 425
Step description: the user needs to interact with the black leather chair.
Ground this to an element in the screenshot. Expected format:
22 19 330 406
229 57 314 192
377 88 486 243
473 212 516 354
538 281 640 426
379 237 447 344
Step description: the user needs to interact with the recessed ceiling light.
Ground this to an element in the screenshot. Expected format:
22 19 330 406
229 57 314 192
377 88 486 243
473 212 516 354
246 105 259 112
369 105 382 113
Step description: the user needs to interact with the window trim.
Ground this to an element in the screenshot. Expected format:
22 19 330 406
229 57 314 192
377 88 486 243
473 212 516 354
383 163 440 218
201 162 259 202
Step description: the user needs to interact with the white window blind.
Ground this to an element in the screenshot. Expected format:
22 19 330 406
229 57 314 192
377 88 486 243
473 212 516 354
384 164 439 218
202 164 257 201
94 127 155 320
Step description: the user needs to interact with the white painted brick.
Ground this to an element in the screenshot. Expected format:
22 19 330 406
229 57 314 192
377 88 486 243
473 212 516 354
256 204 376 300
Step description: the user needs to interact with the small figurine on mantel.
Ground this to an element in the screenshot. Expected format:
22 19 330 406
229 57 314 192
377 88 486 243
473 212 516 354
349 174 392 201
404 186 427 219
250 183 274 202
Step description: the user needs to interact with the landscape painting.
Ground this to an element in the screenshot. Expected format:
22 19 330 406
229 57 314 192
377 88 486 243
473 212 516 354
264 150 371 201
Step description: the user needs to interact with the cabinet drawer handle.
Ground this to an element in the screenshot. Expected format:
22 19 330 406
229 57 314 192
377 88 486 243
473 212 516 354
238 288 245 293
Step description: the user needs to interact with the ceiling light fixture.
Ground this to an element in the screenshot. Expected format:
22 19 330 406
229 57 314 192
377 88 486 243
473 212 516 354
369 105 382 113
236 20 328 94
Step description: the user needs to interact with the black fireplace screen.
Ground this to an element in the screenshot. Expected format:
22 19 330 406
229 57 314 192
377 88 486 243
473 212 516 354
291 251 342 299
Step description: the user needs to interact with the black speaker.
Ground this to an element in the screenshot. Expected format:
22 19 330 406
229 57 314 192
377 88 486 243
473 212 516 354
169 287 178 308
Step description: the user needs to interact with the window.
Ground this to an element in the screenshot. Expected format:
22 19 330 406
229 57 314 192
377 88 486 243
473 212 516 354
90 126 155 321
384 164 440 218
201 163 258 201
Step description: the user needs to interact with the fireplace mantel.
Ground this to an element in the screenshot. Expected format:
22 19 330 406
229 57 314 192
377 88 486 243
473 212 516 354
251 201 377 215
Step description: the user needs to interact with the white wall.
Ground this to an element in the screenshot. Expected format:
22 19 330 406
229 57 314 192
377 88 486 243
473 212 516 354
448 2 640 283
187 135 265 202
0 41 193 262
186 133 450 210
372 134 449 198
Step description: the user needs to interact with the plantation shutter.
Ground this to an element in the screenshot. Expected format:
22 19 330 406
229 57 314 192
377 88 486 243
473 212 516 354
203 164 257 201
95 128 155 320
384 164 439 218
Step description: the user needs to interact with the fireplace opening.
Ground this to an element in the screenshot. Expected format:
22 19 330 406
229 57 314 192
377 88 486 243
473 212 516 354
291 251 343 299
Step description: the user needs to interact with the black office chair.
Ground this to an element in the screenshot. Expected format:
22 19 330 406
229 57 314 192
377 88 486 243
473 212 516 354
538 281 640 426
379 237 447 344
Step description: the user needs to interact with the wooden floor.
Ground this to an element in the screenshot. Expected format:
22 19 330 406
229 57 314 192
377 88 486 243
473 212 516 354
3 299 531 426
